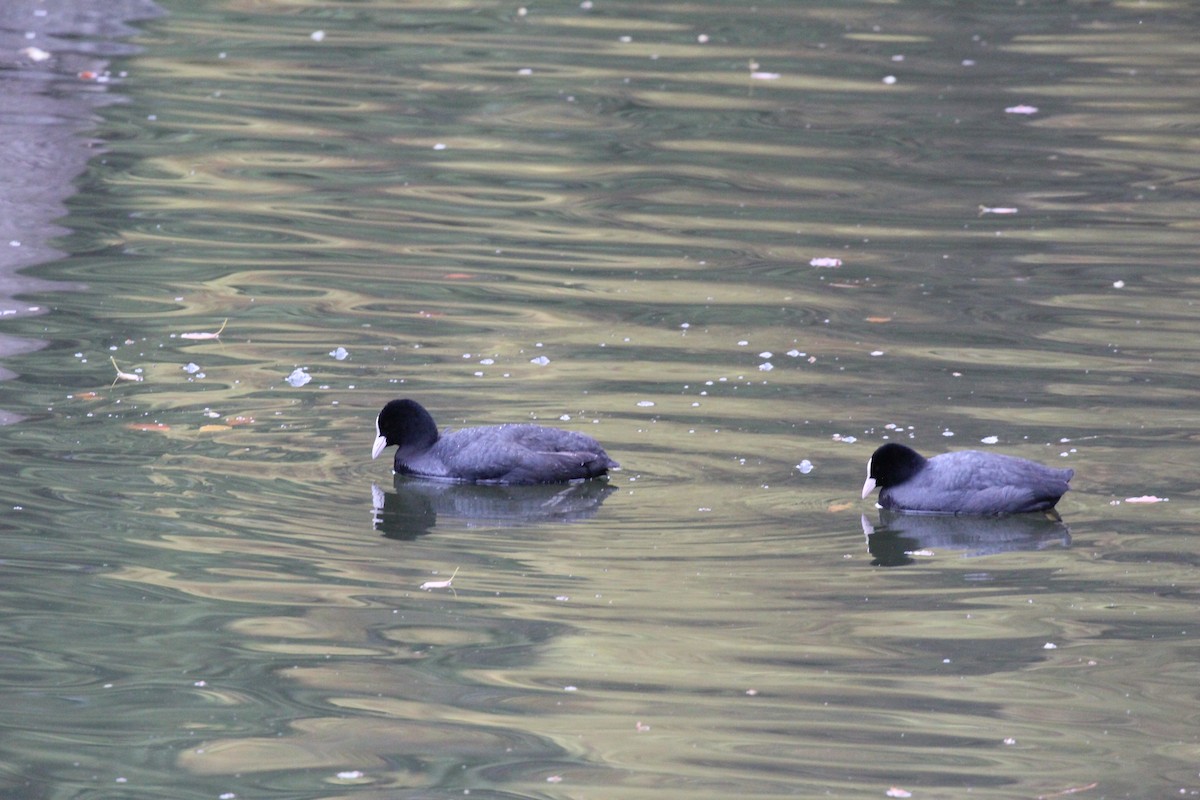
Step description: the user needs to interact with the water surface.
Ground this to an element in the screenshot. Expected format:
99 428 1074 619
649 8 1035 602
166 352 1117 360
2 1 1199 798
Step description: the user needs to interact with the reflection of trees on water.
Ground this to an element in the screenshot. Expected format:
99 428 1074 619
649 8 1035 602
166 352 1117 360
0 0 163 419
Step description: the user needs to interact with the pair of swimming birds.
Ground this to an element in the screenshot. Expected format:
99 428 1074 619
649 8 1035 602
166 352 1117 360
372 398 1074 515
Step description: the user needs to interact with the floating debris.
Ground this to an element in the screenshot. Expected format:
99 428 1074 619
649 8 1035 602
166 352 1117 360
420 567 459 591
796 460 814 474
979 205 1019 215
809 257 842 268
1005 104 1038 115
530 355 550 366
1125 495 1167 504
980 436 999 444
180 318 227 340
110 357 143 384
127 422 169 433
285 368 312 387
329 346 349 360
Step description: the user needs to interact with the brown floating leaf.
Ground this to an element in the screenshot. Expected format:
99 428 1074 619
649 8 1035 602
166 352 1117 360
865 316 892 323
127 422 169 433
198 424 232 433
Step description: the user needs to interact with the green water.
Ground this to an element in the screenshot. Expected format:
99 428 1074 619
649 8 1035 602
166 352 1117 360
2 1 1199 798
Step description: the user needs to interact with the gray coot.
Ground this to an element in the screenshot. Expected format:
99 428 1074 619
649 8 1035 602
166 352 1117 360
861 442 1073 515
371 399 619 485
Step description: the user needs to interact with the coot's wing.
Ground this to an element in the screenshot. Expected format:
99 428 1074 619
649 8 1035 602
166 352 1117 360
440 425 616 484
891 451 1071 514
951 452 1072 490
954 485 1063 514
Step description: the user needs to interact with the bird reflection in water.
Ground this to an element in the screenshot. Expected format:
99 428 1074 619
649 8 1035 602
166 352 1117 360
862 509 1070 567
371 476 617 539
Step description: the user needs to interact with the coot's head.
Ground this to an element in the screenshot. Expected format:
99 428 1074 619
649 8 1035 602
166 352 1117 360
372 399 440 459
861 443 928 499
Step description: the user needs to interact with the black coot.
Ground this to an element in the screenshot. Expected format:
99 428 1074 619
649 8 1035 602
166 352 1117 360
371 399 619 485
861 442 1073 515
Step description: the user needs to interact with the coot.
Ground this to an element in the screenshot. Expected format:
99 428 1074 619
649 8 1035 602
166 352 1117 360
371 399 619 485
861 442 1073 515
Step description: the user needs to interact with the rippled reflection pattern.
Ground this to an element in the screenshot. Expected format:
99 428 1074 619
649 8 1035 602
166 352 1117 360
0 0 1198 798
